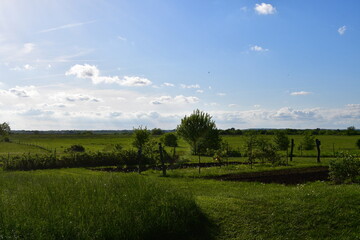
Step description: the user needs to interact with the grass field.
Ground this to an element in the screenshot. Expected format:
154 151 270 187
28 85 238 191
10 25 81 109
3 133 360 158
1 168 359 239
1 133 360 239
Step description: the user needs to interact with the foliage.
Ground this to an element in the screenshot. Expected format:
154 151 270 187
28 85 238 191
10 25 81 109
356 139 360 149
65 144 85 152
346 126 357 136
162 132 178 148
301 133 315 150
0 122 10 140
273 131 290 151
244 133 283 165
177 109 218 155
151 128 164 135
132 126 151 150
329 153 360 184
0 173 205 240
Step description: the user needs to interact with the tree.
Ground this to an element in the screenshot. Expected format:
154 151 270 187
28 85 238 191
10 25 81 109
151 128 163 135
0 122 10 141
132 126 151 151
301 133 315 150
273 131 290 151
356 139 360 149
346 126 357 136
177 109 217 155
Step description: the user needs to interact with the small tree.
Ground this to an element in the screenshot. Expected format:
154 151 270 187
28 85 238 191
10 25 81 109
273 131 290 151
177 109 217 155
356 139 360 149
346 126 357 136
132 126 151 151
0 122 10 141
151 128 163 135
301 133 315 150
162 132 178 158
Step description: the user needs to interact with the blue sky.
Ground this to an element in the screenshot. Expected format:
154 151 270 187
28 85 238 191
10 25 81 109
0 0 359 130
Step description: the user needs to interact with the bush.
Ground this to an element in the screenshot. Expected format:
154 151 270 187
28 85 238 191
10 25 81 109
65 144 85 153
356 139 360 149
329 153 360 184
301 133 315 150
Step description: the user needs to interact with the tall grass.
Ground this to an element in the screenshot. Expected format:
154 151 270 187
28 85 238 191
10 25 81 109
0 172 206 239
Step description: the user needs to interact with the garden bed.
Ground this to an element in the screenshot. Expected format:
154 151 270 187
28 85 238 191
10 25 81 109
206 166 329 185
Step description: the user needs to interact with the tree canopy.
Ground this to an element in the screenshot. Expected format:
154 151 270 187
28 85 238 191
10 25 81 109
177 109 218 155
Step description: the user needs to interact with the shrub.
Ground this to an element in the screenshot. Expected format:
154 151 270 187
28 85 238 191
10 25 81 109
301 133 315 150
65 144 85 152
356 139 360 149
329 153 360 184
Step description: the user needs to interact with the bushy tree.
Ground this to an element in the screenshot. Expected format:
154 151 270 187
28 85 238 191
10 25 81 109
151 128 163 135
273 131 290 151
356 139 360 149
347 126 357 136
177 109 218 155
301 133 315 150
0 122 10 142
132 126 151 151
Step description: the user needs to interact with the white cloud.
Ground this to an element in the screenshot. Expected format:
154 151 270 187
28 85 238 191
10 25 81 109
290 91 312 96
163 82 175 87
250 45 268 52
338 26 346 35
254 3 276 15
53 93 102 103
39 21 96 33
117 36 127 41
10 64 35 71
151 95 199 105
6 86 39 98
196 90 204 93
22 43 35 54
65 64 152 87
228 104 237 107
254 105 261 108
121 76 152 87
217 92 226 96
180 84 200 89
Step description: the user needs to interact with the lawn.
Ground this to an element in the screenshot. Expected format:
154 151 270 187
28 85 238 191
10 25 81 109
1 133 360 239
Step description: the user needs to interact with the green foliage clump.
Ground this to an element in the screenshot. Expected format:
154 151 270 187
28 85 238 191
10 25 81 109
65 144 85 152
244 133 283 165
151 128 163 135
273 131 290 151
177 109 220 155
132 126 151 150
301 133 315 150
0 173 205 240
329 153 360 184
356 139 360 149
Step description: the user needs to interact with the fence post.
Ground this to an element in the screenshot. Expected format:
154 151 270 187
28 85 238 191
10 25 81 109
158 143 166 176
290 139 294 162
316 139 321 163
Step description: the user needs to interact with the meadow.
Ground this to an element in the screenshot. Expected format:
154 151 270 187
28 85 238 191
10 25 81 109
1 132 360 239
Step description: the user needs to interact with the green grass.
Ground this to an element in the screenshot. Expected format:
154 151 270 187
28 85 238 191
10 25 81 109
0 170 207 240
4 133 359 158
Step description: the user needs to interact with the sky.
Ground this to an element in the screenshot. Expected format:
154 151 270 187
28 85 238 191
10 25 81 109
0 0 360 130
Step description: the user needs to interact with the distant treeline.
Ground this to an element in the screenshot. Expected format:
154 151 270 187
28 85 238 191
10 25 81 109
219 127 360 136
11 127 359 136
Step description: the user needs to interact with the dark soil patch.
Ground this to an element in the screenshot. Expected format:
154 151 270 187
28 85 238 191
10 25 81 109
90 161 247 173
206 166 329 185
